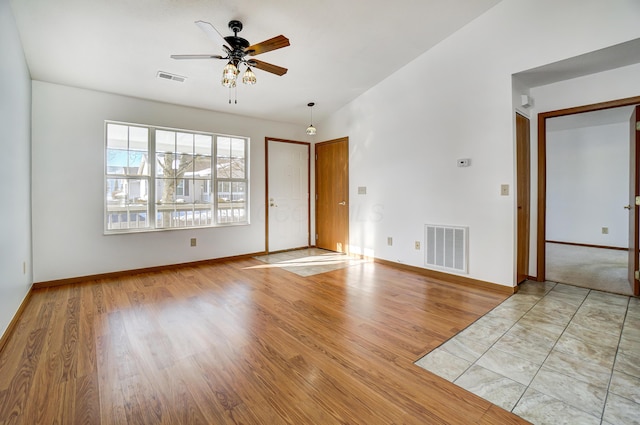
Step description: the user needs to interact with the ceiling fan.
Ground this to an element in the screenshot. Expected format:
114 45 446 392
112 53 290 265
171 20 290 89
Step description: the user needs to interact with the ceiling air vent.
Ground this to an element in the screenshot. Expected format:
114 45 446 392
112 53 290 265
156 71 186 83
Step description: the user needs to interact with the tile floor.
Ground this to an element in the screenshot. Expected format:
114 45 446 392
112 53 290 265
253 248 369 276
416 281 640 424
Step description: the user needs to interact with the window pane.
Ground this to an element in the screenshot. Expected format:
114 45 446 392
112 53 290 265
192 207 213 226
232 181 246 201
106 149 128 174
156 204 174 229
128 151 149 176
231 157 245 178
195 134 212 155
216 156 230 178
176 178 191 202
129 126 148 151
106 177 149 230
106 124 128 149
216 180 246 224
156 178 176 204
156 153 193 177
218 137 231 157
193 179 212 203
194 155 212 176
177 132 194 154
231 138 245 178
231 181 247 222
156 130 175 153
177 153 195 175
231 138 245 159
216 137 231 178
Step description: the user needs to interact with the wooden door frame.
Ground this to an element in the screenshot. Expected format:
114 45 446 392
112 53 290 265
265 137 311 254
516 112 531 284
315 137 349 253
536 95 640 283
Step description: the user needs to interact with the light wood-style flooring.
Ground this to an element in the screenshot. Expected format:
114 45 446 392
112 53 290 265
0 257 528 424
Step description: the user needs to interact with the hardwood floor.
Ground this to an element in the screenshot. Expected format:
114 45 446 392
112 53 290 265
0 257 529 424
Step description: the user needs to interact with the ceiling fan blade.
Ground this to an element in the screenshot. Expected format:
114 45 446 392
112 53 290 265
171 54 224 60
248 59 288 76
195 20 231 51
246 35 290 56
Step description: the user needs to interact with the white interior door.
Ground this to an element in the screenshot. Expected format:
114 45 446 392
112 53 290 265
267 140 309 252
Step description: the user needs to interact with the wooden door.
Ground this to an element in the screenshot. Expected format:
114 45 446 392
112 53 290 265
516 113 531 284
628 106 640 295
266 139 310 253
315 137 349 253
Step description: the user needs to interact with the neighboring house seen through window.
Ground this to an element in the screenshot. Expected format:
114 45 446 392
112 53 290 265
105 121 249 232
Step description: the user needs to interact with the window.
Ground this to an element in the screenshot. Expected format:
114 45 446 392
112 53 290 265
105 122 249 232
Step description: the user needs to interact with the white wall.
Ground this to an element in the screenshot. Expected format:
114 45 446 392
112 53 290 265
321 0 640 287
32 81 303 282
547 123 629 248
0 0 32 337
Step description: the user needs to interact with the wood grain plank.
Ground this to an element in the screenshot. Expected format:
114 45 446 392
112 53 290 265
0 327 47 422
74 372 101 425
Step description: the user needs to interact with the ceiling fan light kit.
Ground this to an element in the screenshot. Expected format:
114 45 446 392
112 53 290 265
171 19 289 102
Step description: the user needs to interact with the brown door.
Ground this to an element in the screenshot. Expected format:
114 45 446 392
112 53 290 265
628 106 640 295
315 137 349 253
516 113 530 284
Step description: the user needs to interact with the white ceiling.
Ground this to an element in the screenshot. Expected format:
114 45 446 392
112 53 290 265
9 0 502 126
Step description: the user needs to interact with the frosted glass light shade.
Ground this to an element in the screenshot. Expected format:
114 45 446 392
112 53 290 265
242 67 257 85
221 61 238 87
222 75 236 88
306 125 316 136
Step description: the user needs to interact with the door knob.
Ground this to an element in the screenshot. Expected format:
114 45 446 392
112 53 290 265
625 205 632 210
338 201 346 206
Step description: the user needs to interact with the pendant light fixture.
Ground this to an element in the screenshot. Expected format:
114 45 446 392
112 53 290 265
306 102 317 136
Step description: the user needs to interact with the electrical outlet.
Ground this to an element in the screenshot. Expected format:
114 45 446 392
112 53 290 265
602 227 609 235
190 238 197 247
387 237 393 246
415 241 421 250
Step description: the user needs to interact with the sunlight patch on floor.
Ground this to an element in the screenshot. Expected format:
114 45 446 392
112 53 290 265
251 248 370 276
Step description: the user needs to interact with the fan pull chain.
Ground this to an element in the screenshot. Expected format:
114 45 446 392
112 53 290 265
235 85 238 104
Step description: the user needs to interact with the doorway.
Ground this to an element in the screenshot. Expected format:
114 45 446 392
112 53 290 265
265 138 310 253
315 137 349 253
537 96 640 296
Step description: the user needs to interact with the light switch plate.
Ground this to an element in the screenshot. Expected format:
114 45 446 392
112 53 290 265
501 184 509 196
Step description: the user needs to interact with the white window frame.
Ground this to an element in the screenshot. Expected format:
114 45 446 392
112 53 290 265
104 121 250 233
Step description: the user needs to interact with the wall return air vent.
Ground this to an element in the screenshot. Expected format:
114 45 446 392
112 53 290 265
424 224 468 274
156 71 186 83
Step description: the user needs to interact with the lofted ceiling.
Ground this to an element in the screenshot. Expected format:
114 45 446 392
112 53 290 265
10 0 502 126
